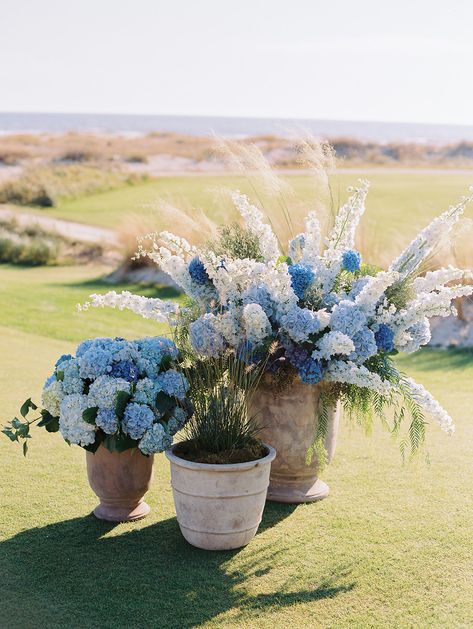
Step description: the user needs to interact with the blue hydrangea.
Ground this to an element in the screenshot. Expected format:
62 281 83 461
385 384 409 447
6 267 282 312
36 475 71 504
87 375 131 409
76 338 114 358
61 359 84 395
281 306 320 343
284 344 310 370
241 285 275 317
375 324 395 352
299 358 323 384
133 377 161 407
122 403 155 440
157 369 189 400
138 422 172 455
110 360 139 383
135 337 178 378
288 264 315 299
188 257 211 285
323 292 340 308
55 354 73 368
166 407 189 436
109 339 138 363
350 328 378 362
236 340 264 365
342 249 362 272
96 408 118 435
44 374 56 388
189 314 226 357
330 300 367 337
78 347 112 380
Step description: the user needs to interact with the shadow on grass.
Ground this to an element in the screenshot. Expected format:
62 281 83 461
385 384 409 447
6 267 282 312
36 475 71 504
396 347 473 372
1 504 354 628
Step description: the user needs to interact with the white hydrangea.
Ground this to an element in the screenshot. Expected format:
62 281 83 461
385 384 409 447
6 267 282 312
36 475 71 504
216 309 243 347
42 380 64 417
312 331 355 361
242 303 271 345
59 394 96 446
405 378 455 434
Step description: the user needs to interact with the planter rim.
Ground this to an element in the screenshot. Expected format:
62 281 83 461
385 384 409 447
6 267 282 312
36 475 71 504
165 442 276 472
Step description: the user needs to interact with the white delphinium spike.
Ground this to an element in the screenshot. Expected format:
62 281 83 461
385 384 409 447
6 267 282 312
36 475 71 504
323 180 370 264
136 231 196 259
231 191 280 262
201 251 267 306
262 262 299 316
412 266 471 294
354 271 400 316
389 191 473 279
78 291 179 323
405 378 455 434
300 211 322 267
325 360 392 395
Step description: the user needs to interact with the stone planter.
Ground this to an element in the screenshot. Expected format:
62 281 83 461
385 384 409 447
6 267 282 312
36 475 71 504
250 379 340 504
166 443 276 550
86 446 154 522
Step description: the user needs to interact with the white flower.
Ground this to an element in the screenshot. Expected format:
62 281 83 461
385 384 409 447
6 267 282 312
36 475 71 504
242 303 271 345
231 191 280 262
79 290 179 324
300 211 322 267
405 378 455 434
312 331 355 361
354 271 399 316
59 394 96 446
325 360 392 395
42 380 64 417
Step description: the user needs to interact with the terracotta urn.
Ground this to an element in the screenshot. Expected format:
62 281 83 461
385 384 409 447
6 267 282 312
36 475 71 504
166 443 276 550
86 446 154 522
250 379 340 504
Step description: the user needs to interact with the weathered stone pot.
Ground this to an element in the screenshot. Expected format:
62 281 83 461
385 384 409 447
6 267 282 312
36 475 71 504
250 379 340 504
166 443 276 550
86 446 154 522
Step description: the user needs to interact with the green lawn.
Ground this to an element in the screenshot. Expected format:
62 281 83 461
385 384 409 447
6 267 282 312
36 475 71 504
9 172 473 265
1 263 473 628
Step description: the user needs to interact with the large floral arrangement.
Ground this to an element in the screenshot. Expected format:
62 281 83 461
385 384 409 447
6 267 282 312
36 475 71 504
4 336 192 455
80 179 473 456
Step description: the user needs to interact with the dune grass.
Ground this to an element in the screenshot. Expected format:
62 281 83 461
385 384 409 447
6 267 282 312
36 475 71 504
1 263 473 628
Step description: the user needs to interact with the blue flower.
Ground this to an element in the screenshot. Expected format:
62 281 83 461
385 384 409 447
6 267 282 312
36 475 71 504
188 257 211 285
342 250 362 272
55 354 73 368
110 360 139 383
78 348 112 380
284 344 310 370
288 264 315 299
157 369 189 400
299 358 323 384
44 374 56 388
122 403 155 440
62 359 84 395
189 314 225 357
375 324 395 352
236 340 264 364
138 422 172 455
281 306 320 343
330 300 367 337
350 328 377 362
134 337 178 378
96 408 118 435
242 285 275 317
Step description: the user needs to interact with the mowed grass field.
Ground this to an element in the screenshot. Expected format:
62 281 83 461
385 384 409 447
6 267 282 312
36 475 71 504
1 172 473 628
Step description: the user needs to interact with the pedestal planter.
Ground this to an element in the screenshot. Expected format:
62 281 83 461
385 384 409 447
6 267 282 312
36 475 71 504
86 446 154 522
250 379 340 504
166 443 276 550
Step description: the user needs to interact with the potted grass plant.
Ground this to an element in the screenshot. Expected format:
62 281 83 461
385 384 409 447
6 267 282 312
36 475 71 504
166 348 276 551
3 336 192 521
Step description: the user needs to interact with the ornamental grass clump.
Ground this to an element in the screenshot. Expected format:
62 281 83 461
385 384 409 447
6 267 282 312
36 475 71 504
3 336 192 456
174 346 268 465
79 142 473 461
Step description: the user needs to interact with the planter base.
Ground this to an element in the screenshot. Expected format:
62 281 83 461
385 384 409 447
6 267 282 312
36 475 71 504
267 477 329 503
178 523 259 551
92 500 151 522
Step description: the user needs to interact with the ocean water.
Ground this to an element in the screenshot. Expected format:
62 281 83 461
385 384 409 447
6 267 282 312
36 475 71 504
1 112 473 143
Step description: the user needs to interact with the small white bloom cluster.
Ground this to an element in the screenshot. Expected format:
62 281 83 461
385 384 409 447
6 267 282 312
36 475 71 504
405 377 455 434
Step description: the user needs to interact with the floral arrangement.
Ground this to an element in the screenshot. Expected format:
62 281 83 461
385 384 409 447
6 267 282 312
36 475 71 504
79 178 473 457
3 336 192 456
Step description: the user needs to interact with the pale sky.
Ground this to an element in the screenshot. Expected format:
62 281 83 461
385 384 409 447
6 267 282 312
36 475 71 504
1 0 473 125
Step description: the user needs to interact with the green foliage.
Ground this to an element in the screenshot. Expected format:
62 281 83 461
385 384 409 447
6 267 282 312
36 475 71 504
82 407 98 425
181 347 266 454
385 277 415 310
115 390 132 420
2 398 45 456
207 222 263 261
0 231 58 266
